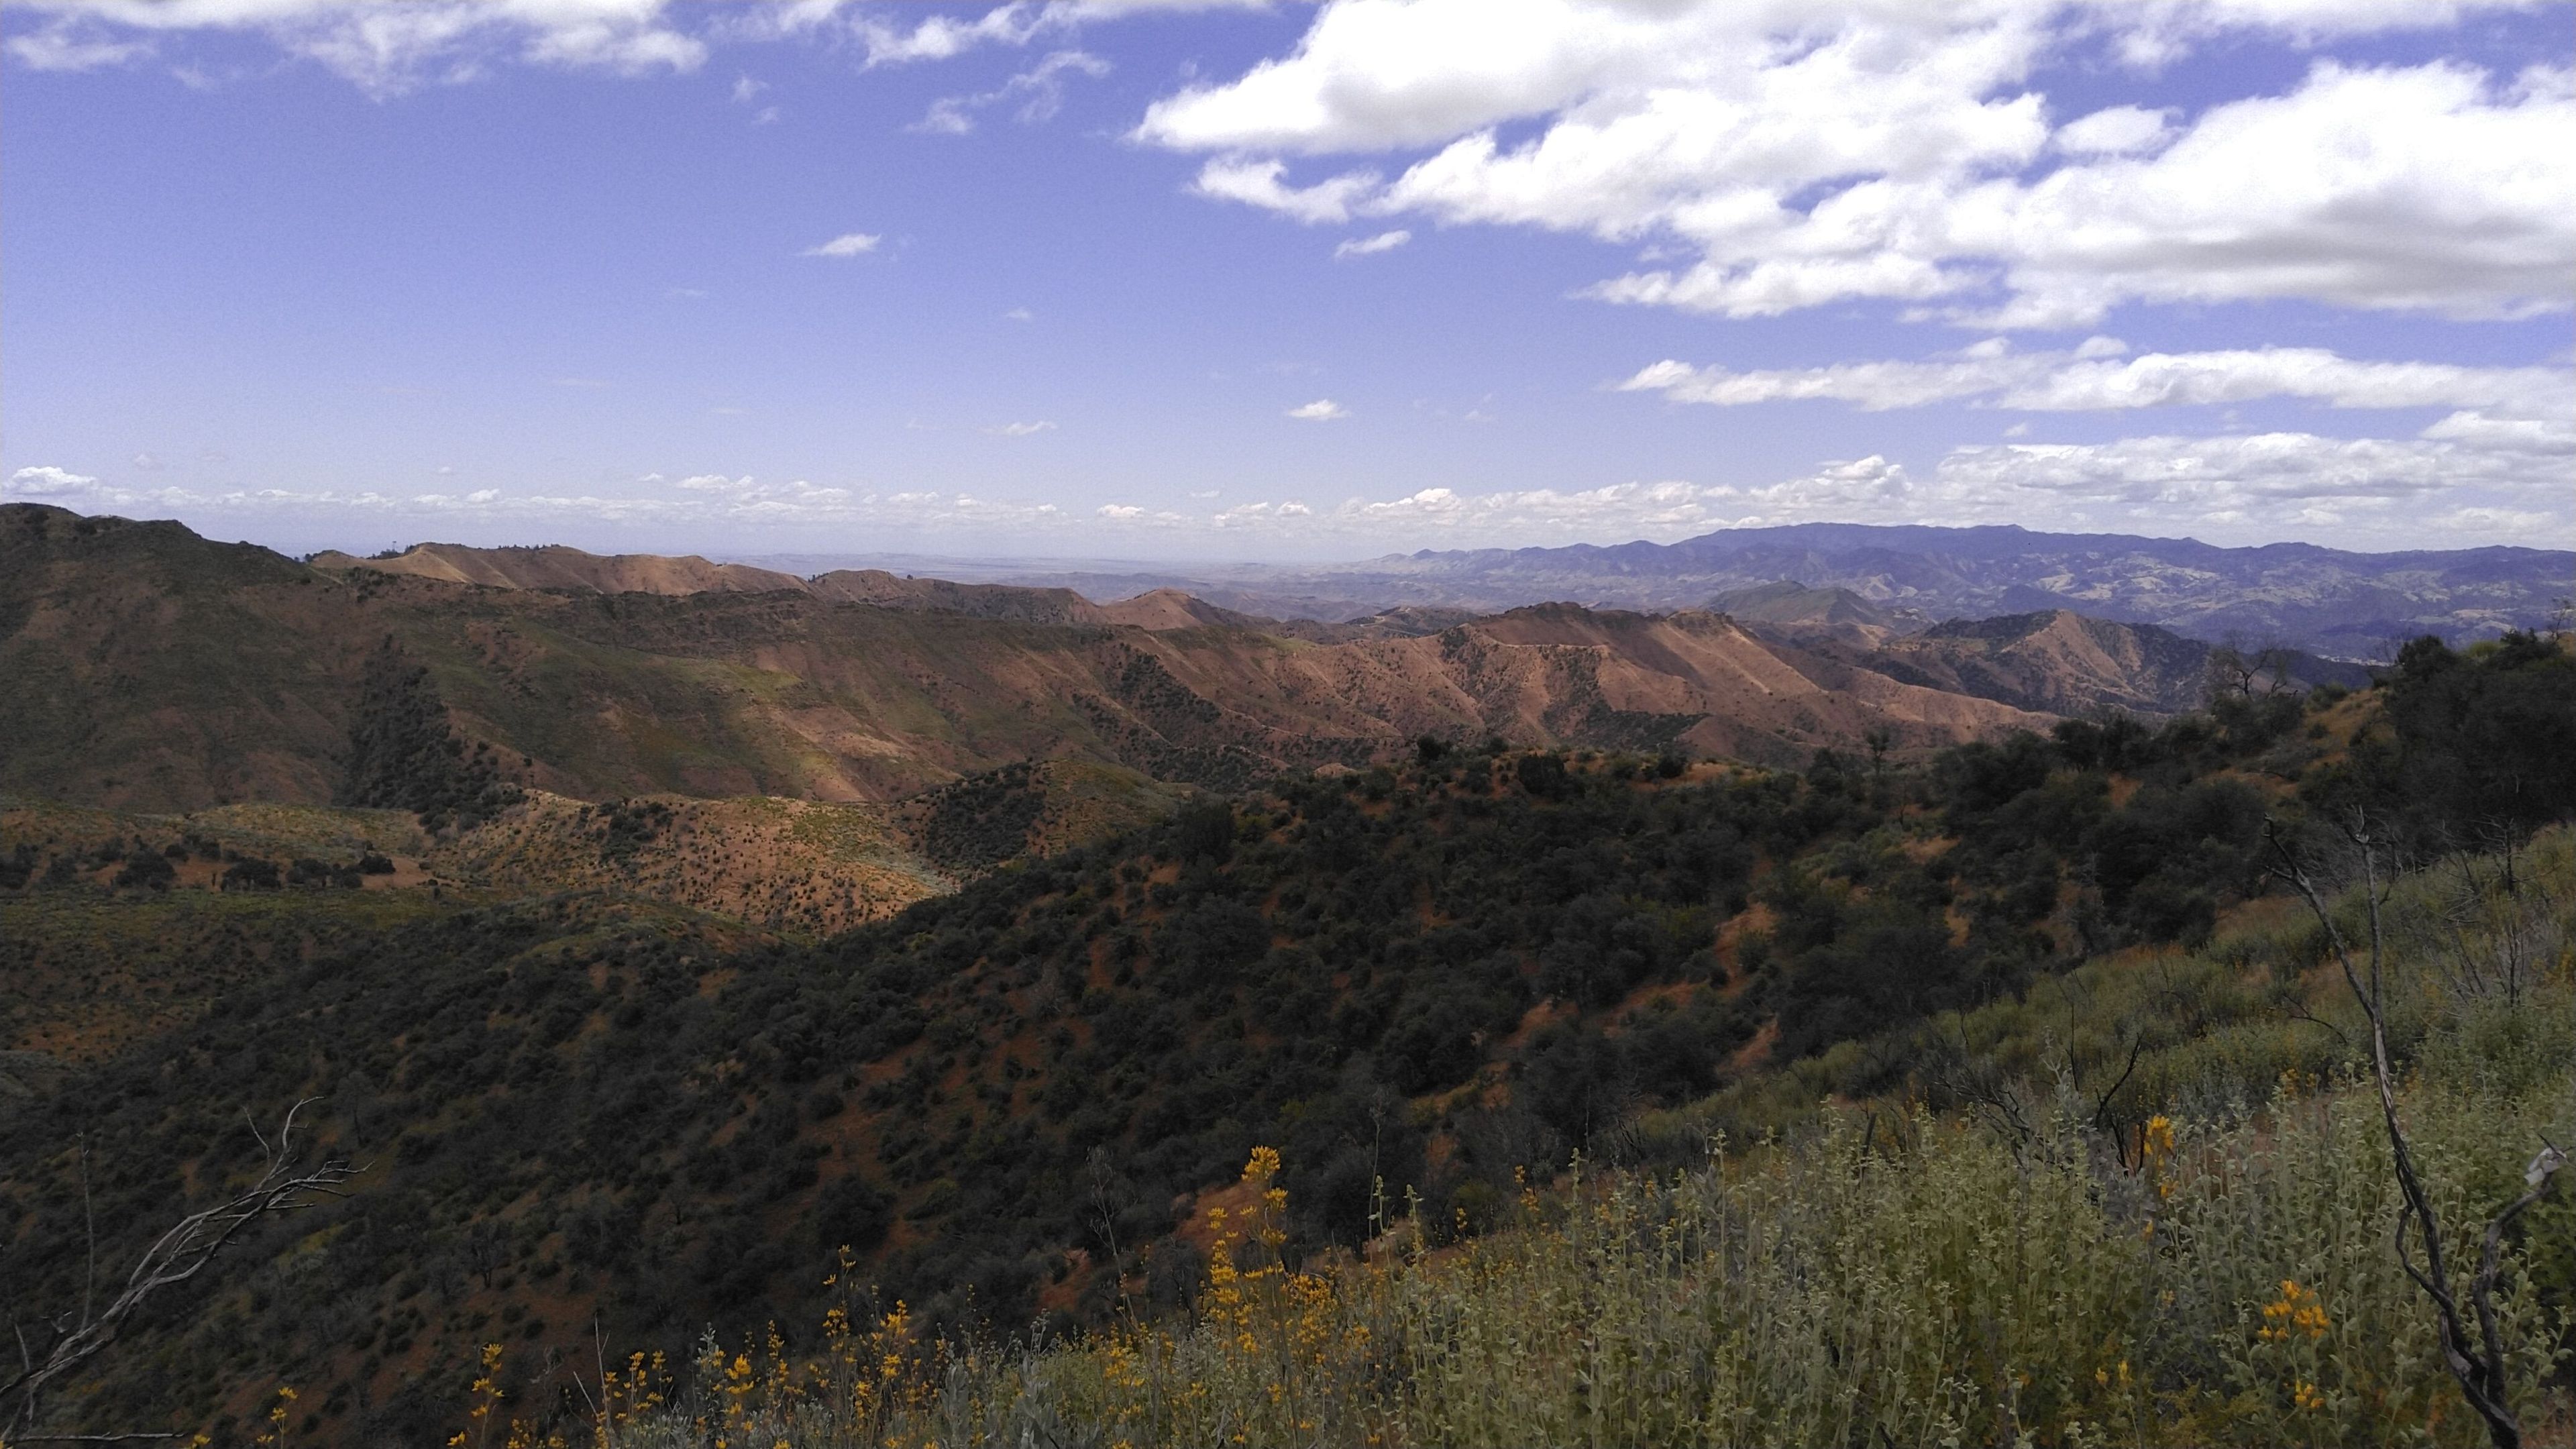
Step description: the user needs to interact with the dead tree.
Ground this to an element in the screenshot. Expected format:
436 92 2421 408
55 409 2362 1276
3 1100 360 1440
2265 817 2566 1449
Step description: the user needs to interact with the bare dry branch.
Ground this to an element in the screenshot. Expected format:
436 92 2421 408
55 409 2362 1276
2265 816 2553 1449
2 1099 361 1438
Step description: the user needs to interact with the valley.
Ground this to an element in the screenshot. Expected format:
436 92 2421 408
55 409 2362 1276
3 502 2571 1448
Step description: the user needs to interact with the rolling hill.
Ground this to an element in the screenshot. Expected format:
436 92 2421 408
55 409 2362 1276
5 504 2051 815
1717 594 2373 717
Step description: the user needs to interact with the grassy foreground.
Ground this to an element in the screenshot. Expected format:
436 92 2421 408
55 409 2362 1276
453 832 2575 1448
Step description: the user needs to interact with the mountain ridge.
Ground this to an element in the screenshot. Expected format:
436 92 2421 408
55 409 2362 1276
5 504 2052 816
801 522 2567 657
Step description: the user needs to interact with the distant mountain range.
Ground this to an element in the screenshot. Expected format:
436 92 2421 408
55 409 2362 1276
761 523 2569 661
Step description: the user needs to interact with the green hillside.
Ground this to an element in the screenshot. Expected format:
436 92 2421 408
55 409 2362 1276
6 631 2567 1444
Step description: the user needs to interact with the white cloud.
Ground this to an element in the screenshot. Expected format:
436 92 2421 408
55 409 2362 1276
912 48 1108 134
131 451 166 471
1003 307 1035 321
7 464 100 496
1139 3 2573 325
10 0 707 95
802 231 881 258
1333 228 1411 259
842 0 1271 67
2053 104 2172 155
1951 61 2576 327
1620 343 2571 419
1193 158 1378 225
1287 398 1348 421
983 420 1058 435
7 24 149 70
0 0 1248 97
1927 430 2569 533
729 72 765 103
849 5 1051 66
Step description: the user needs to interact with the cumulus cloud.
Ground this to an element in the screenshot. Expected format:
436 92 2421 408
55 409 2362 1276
1620 343 2571 417
1333 228 1410 259
1287 398 1348 421
802 231 881 258
7 464 100 496
1923 430 2568 535
1138 1 2573 325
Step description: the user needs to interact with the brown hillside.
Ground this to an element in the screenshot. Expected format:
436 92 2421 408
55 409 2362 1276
315 539 1270 633
1093 587 1276 631
3 505 368 807
311 541 808 595
5 504 2054 814
1882 609 2212 715
1768 608 2216 717
1708 580 1927 647
806 568 1114 624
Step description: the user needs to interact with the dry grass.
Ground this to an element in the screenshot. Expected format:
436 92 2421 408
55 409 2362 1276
466 833 2576 1447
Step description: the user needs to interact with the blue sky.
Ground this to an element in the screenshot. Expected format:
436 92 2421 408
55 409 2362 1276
3 1 2568 561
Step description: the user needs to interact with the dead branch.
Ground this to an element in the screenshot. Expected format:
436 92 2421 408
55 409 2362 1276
2265 816 2555 1449
1 1099 360 1438
1923 1016 2033 1150
2086 1028 2146 1136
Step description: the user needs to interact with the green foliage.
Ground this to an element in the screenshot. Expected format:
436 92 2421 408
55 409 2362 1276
2314 630 2576 855
586 858 2576 1446
914 763 1051 875
338 639 524 831
5 676 2571 1444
